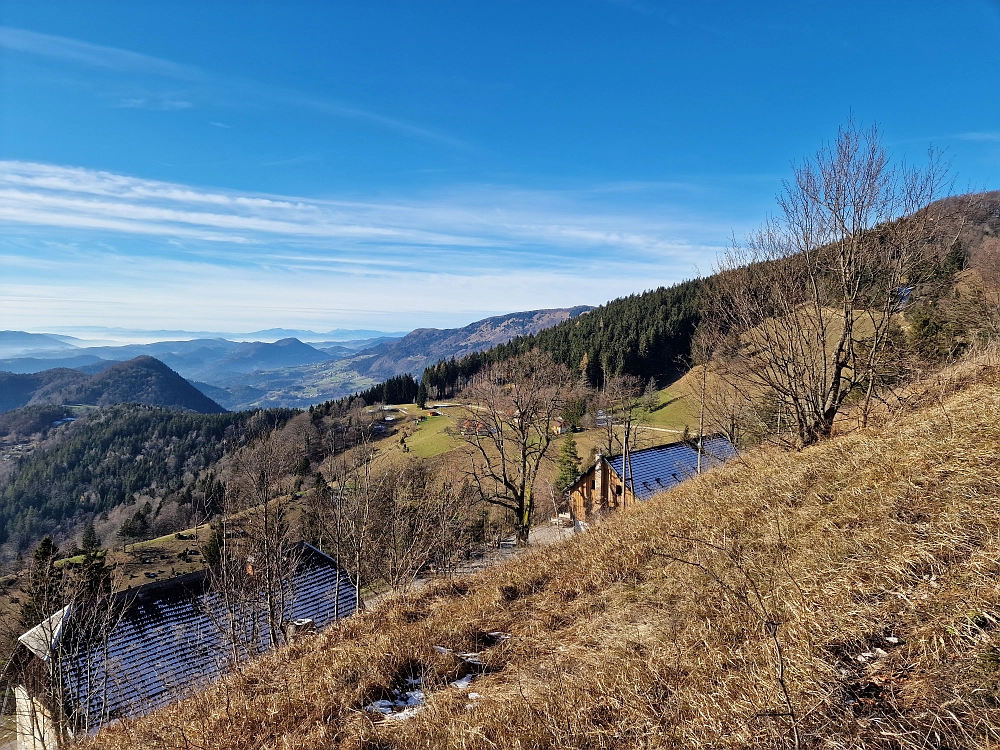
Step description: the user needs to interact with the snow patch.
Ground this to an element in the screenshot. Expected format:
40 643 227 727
365 689 425 720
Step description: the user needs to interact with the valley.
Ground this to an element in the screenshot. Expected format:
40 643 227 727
0 306 592 412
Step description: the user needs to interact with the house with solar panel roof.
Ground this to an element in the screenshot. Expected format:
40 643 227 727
11 541 354 750
568 436 737 523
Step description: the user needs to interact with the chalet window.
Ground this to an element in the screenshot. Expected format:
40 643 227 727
591 480 596 490
616 486 623 495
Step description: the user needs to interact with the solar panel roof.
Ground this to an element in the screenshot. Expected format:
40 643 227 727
607 436 736 501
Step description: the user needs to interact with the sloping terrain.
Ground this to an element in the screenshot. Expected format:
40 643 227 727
63 357 226 413
0 368 89 413
0 357 224 414
347 306 593 380
0 330 76 358
89 353 1000 749
197 337 331 377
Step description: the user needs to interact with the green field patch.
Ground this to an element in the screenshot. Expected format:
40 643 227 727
403 414 460 458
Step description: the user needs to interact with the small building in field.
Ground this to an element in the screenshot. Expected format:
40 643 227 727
550 417 571 435
568 436 736 523
459 419 492 437
12 542 355 750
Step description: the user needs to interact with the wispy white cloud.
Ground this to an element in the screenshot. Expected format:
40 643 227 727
0 161 715 261
0 26 204 79
0 25 465 148
957 132 1000 142
116 95 194 111
0 160 727 330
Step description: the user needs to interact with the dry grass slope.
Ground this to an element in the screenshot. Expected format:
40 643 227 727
90 356 1000 749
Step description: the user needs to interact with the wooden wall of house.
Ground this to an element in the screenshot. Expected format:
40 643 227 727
569 465 594 521
569 459 636 523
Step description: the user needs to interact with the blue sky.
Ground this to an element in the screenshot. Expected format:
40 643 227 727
2 1 1000 334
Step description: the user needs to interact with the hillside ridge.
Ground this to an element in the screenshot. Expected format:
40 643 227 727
86 351 1000 749
0 356 225 414
347 306 594 380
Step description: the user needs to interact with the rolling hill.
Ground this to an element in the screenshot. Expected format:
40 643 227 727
0 356 225 414
0 330 76 359
0 368 89 413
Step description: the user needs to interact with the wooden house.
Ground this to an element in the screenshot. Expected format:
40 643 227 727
568 436 736 523
12 542 355 749
459 419 492 437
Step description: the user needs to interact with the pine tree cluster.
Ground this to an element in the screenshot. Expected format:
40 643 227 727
421 280 704 398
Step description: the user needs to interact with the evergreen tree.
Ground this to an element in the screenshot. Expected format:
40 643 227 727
77 545 111 603
555 433 582 493
562 396 586 428
81 521 100 554
118 502 152 549
416 379 428 409
202 525 224 568
19 536 63 631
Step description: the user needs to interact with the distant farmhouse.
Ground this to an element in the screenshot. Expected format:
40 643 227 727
13 542 354 750
569 437 737 523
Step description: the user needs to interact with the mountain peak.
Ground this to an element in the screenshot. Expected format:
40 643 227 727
0 356 225 414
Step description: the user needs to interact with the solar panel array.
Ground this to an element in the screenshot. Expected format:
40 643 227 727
56 543 355 731
608 436 736 501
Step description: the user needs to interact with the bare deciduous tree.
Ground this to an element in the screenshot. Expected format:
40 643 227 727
3 538 128 744
705 120 953 446
314 431 387 612
595 374 646 493
457 350 571 545
213 428 298 655
685 323 764 450
374 461 480 591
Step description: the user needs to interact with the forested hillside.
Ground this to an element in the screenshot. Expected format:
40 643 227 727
0 404 293 557
420 192 1000 400
421 280 703 397
0 368 89 413
0 356 225 414
60 356 226 413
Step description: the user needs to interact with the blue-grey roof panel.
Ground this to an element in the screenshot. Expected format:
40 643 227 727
608 436 736 501
57 543 356 731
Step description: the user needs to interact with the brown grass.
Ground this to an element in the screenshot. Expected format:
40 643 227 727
88 353 1000 749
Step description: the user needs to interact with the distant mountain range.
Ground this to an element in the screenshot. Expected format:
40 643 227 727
345 306 594 381
0 331 77 359
31 326 407 344
0 307 593 410
0 356 224 414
